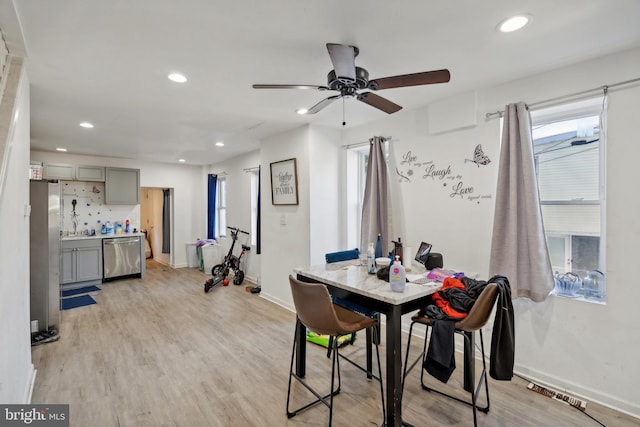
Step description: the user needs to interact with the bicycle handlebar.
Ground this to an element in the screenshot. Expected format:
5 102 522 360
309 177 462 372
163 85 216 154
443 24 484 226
227 226 250 235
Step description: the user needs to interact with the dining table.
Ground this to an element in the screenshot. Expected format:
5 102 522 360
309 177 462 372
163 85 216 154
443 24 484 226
295 261 442 427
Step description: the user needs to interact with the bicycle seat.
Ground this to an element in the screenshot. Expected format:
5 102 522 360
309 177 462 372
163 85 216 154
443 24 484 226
242 245 251 251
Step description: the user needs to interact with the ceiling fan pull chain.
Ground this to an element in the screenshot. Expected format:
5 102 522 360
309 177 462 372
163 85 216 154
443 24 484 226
342 97 346 127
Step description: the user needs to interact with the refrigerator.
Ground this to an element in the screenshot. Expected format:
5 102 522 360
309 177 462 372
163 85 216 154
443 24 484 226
29 180 61 335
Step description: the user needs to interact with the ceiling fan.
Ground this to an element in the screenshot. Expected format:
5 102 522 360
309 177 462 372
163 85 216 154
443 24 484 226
253 43 451 117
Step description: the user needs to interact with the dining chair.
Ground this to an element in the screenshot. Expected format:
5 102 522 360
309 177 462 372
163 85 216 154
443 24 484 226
286 275 385 426
325 249 381 350
402 282 499 427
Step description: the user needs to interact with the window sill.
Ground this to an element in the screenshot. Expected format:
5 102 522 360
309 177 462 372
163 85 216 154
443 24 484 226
551 291 606 305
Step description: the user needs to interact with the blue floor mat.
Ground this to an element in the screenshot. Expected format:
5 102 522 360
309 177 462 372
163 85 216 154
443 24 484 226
60 294 97 310
61 285 101 297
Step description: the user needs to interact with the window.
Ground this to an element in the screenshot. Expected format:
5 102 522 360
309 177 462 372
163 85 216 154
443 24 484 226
217 176 227 237
345 145 369 249
250 171 259 246
531 97 606 300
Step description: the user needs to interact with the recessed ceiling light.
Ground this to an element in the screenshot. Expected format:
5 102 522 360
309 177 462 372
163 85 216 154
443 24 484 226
56 147 67 152
215 141 224 147
79 122 94 128
296 108 308 115
168 73 187 83
498 14 531 32
178 158 186 163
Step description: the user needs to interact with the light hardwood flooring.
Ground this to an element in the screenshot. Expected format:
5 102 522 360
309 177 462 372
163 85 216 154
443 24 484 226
31 260 638 426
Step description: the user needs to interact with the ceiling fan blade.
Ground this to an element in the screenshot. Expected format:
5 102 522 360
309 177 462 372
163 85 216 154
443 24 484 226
305 95 341 114
252 84 329 90
326 43 356 82
357 92 402 114
368 69 451 90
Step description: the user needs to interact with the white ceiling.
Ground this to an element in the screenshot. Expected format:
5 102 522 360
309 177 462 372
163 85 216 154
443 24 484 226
5 0 640 165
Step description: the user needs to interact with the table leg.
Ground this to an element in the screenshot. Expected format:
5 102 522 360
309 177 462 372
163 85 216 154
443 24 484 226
366 327 373 379
386 305 403 426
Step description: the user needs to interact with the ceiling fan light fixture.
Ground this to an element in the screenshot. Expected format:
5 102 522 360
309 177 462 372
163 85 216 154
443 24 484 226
168 73 187 83
498 14 531 33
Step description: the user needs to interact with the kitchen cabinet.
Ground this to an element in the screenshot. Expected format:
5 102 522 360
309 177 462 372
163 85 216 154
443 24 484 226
105 167 140 204
43 164 74 180
76 165 105 181
43 163 105 181
60 239 103 286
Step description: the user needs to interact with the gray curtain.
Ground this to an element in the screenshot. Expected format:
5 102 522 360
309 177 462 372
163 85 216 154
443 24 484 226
360 136 391 255
162 189 170 254
489 102 554 302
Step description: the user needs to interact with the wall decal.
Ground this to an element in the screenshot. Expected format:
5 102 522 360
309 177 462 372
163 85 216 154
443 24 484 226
423 163 452 180
395 148 494 204
450 181 474 198
396 167 411 182
464 144 491 167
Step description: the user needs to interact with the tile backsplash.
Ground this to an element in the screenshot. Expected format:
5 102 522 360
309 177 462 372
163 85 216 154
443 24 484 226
61 181 140 235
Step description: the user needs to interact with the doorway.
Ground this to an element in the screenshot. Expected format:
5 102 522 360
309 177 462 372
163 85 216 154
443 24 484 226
140 187 173 266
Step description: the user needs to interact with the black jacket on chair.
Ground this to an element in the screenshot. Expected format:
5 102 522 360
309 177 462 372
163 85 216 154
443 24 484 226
488 275 515 380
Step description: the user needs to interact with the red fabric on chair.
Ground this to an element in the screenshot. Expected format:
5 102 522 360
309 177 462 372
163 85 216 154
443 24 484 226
432 277 468 319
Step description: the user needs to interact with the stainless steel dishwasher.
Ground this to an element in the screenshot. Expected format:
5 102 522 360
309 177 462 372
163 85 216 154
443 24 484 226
103 237 142 280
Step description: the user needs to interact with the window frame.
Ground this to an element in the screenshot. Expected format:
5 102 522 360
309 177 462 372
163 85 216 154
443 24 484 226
249 170 259 246
530 96 607 300
216 176 227 238
345 144 369 250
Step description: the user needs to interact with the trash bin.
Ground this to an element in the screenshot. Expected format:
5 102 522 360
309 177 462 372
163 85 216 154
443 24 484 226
185 243 198 268
201 242 223 273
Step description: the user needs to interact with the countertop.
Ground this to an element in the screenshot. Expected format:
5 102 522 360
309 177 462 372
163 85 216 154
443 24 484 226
61 232 145 241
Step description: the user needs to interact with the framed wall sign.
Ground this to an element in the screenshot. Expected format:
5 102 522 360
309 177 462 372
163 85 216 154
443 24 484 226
270 158 299 205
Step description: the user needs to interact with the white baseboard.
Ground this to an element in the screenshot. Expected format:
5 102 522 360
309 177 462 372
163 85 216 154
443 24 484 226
25 364 36 403
515 365 640 421
259 291 294 313
402 322 640 420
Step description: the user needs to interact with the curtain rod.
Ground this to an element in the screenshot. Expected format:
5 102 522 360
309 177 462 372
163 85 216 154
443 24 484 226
343 136 394 150
485 76 640 119
243 166 259 173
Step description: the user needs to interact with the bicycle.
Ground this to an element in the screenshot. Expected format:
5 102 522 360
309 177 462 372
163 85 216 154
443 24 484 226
211 226 250 286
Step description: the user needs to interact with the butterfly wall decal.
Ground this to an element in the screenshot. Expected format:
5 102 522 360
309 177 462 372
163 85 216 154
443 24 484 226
465 144 491 167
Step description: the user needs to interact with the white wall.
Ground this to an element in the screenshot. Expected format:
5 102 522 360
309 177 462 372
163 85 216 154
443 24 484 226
30 151 205 268
259 126 311 307
340 47 640 418
309 125 342 265
0 58 34 403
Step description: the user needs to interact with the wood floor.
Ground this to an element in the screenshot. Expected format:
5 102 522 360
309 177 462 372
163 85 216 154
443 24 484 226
31 261 638 427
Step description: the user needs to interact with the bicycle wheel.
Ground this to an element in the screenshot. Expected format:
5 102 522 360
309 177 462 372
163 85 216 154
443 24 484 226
212 264 226 277
233 270 245 286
